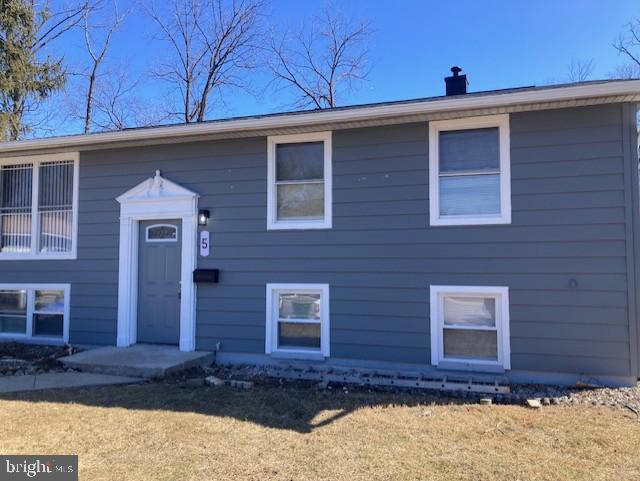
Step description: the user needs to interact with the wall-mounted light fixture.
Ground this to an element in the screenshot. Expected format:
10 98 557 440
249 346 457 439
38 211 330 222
198 209 210 226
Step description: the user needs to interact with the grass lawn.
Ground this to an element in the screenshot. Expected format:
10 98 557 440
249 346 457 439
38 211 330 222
0 381 639 481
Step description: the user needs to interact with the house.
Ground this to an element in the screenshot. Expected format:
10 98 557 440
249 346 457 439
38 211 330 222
0 69 639 387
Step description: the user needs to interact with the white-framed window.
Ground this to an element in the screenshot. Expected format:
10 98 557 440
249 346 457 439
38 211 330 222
0 153 79 259
428 115 511 226
267 132 332 230
265 283 330 359
145 224 178 242
430 285 510 371
0 283 70 342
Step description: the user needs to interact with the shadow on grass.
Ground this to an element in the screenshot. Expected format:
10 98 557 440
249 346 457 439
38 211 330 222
0 379 475 434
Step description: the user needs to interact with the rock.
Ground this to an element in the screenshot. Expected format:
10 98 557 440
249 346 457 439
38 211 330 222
185 378 204 387
479 398 493 406
228 379 253 389
526 398 542 409
205 375 225 387
315 381 329 390
542 397 551 406
0 358 27 366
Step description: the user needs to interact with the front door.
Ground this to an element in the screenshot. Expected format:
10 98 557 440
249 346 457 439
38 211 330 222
137 220 182 344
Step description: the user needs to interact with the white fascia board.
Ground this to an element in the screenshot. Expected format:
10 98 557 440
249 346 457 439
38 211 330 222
1 80 640 155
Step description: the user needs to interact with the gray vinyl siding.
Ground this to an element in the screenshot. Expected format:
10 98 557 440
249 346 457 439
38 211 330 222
0 102 636 379
196 103 635 376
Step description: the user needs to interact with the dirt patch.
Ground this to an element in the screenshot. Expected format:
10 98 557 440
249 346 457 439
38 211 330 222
0 342 80 376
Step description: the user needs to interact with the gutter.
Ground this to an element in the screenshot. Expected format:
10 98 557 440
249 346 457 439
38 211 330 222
1 80 640 155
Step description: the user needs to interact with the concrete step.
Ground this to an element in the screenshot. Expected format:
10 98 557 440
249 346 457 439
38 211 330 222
61 344 215 378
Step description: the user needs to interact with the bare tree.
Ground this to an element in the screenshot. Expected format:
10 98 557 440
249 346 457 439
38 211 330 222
145 0 263 123
80 0 127 133
613 20 640 78
567 58 595 82
91 69 169 130
268 9 371 109
33 1 89 51
609 63 640 79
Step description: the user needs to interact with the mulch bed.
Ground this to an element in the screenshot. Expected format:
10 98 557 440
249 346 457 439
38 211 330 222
0 342 80 376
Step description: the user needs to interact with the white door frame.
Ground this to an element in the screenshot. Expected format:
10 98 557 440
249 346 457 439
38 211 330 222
116 171 199 351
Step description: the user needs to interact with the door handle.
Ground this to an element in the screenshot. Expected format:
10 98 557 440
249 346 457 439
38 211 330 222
178 281 182 300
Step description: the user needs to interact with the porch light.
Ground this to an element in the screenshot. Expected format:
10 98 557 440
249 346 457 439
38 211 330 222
198 209 210 226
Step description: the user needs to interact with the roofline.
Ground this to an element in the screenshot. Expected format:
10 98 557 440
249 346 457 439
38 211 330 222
2 80 640 155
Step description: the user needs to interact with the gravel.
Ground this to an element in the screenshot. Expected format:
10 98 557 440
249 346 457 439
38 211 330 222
196 364 640 413
0 342 80 376
509 383 640 412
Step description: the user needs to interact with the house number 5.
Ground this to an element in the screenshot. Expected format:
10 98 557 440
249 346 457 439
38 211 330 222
200 231 210 257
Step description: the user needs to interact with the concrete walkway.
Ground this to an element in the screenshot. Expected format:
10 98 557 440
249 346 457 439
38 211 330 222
0 372 142 394
61 344 214 378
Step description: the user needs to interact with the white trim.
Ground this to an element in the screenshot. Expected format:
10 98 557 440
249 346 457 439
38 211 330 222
116 171 199 352
0 283 70 343
1 80 640 155
265 283 330 359
145 223 179 243
429 115 511 226
429 285 511 371
0 153 79 260
267 132 332 230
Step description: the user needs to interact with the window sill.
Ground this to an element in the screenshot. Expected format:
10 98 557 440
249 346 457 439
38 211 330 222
435 360 506 374
0 334 66 345
267 221 332 231
270 350 327 361
0 253 77 261
430 215 511 227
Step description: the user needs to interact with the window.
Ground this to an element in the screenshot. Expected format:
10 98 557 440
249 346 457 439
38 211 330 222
0 154 78 259
267 132 332 230
429 115 511 225
146 224 178 242
430 285 510 370
266 283 330 359
0 284 70 341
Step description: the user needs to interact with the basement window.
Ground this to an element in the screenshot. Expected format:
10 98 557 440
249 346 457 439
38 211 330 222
0 284 69 342
430 285 510 371
429 115 511 226
267 132 332 230
266 283 330 359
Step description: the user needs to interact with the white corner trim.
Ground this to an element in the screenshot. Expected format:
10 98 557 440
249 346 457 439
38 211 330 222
0 283 70 343
0 152 79 260
265 283 330 359
429 285 511 371
116 171 199 352
267 132 332 230
428 114 511 226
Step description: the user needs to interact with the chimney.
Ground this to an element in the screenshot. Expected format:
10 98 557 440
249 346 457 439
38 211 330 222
445 66 467 96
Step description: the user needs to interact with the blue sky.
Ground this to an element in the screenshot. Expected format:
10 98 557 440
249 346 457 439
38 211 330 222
50 0 639 132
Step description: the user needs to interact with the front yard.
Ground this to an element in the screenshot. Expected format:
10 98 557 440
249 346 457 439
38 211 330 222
0 380 638 481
